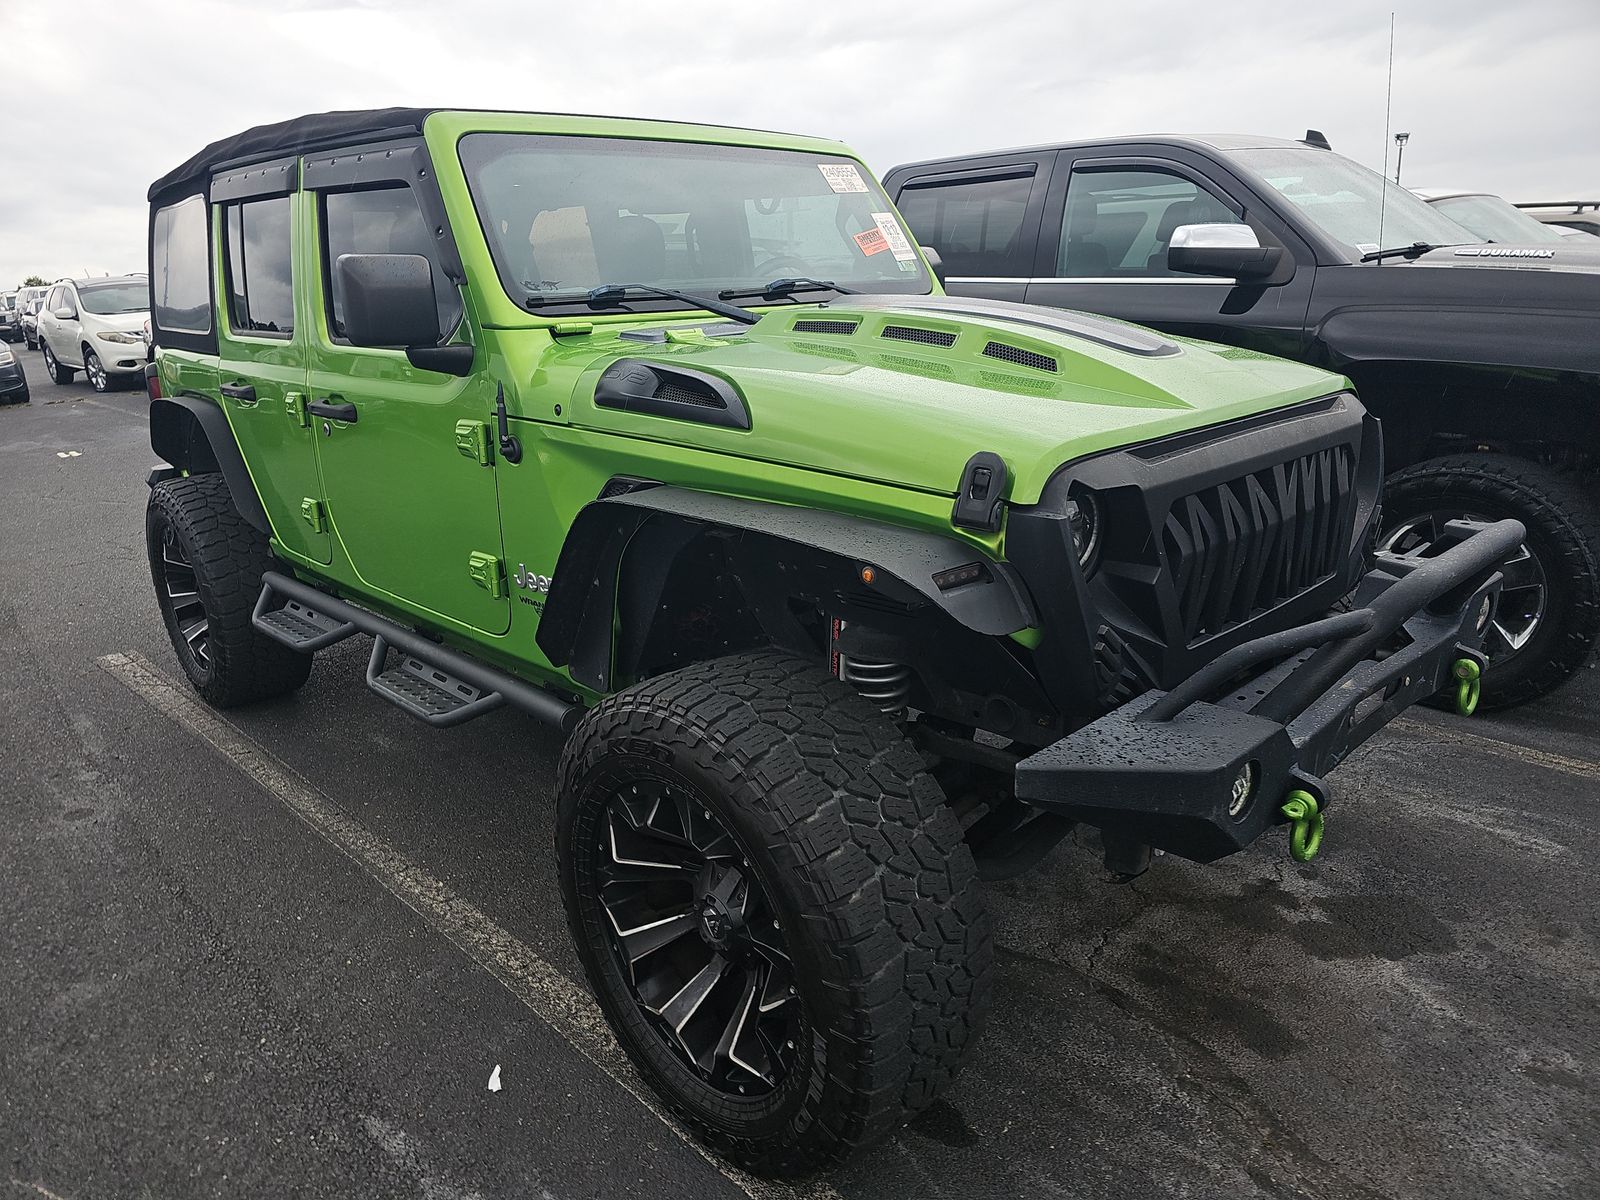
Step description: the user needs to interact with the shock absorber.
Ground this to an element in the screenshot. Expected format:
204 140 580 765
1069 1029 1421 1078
831 618 911 720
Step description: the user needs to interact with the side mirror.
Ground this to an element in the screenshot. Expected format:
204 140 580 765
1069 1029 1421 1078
53 306 75 320
920 245 946 282
1167 224 1284 281
336 253 442 349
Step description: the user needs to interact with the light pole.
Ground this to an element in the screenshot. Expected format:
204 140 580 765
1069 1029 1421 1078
1394 132 1411 185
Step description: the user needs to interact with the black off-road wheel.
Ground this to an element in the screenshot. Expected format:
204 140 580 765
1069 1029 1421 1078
1381 453 1600 709
41 341 73 384
146 474 312 707
557 652 992 1176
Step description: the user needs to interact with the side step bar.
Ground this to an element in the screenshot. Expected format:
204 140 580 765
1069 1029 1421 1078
253 571 580 733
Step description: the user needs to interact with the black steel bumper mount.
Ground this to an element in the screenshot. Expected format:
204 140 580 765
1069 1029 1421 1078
1014 517 1525 862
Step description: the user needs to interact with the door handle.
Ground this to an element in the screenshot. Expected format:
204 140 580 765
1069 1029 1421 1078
308 398 358 423
220 382 257 404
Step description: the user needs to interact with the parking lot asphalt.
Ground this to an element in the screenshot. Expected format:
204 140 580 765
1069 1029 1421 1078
1 345 1596 1200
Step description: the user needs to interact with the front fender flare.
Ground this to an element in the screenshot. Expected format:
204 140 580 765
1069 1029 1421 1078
537 486 1037 690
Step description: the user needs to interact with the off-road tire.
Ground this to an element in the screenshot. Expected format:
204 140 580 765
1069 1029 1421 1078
1382 453 1600 709
557 651 992 1176
146 474 312 707
41 341 73 384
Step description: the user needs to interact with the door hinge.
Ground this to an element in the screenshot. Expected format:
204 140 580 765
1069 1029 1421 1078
467 551 507 598
285 391 309 428
454 419 493 466
300 497 327 533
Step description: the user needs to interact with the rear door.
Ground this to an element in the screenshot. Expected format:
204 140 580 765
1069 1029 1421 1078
888 155 1052 302
1025 150 1316 359
211 160 330 565
303 142 509 637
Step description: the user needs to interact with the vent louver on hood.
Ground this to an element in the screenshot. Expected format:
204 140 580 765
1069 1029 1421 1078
792 318 859 335
593 359 751 430
882 324 957 347
982 341 1058 372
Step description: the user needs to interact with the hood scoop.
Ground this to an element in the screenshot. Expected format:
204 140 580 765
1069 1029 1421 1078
594 359 751 431
833 293 1182 358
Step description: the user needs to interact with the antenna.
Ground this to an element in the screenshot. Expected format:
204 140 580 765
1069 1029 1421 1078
1377 11 1395 256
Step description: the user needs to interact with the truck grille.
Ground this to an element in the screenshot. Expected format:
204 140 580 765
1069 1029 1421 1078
1162 444 1356 644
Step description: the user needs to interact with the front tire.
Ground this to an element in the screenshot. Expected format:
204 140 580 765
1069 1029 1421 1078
557 652 992 1176
84 347 110 392
146 474 313 707
41 341 73 384
1381 453 1600 709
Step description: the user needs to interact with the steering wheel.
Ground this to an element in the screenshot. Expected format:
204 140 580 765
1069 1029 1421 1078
752 255 812 278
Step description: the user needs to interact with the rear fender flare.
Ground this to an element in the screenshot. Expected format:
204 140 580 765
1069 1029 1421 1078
149 394 271 534
537 486 1038 691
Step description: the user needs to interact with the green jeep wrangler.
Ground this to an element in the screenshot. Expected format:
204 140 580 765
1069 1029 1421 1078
143 108 1520 1174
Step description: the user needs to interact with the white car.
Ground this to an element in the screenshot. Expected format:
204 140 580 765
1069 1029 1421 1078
36 275 151 392
17 285 51 348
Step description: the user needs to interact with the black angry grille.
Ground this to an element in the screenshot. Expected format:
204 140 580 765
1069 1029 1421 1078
792 319 859 335
881 324 957 347
982 341 1057 372
1162 445 1356 644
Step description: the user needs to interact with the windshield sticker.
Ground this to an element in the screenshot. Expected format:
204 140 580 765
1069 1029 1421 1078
853 227 890 256
871 212 918 262
818 163 869 194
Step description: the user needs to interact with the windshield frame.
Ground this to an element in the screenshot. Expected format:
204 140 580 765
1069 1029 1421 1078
1222 145 1481 262
455 132 933 319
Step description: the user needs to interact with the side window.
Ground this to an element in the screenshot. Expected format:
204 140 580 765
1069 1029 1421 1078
321 186 461 342
1059 168 1242 278
223 195 295 337
151 195 212 334
895 171 1035 278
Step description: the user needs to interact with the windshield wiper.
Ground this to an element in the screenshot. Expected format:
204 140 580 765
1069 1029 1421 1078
718 277 860 302
1360 241 1442 263
580 283 758 325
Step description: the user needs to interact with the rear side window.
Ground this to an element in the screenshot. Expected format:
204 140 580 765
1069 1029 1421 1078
321 186 460 341
895 171 1035 278
223 196 295 336
151 195 212 334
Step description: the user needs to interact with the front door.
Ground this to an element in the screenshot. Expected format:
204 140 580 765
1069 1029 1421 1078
214 183 330 565
305 167 509 636
1024 153 1316 361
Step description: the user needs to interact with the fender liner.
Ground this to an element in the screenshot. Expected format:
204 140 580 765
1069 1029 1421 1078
537 486 1038 689
149 394 271 535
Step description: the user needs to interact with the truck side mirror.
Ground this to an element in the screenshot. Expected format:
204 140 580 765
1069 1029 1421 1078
920 245 946 282
336 253 443 349
1167 224 1284 281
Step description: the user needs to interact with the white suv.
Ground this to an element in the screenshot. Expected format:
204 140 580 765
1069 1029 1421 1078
37 275 151 392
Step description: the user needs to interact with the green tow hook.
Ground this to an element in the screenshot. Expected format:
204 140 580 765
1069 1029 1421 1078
1452 657 1482 717
1281 790 1324 863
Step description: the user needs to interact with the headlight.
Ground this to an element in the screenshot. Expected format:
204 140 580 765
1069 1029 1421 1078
1065 487 1101 573
0 349 14 366
96 330 144 344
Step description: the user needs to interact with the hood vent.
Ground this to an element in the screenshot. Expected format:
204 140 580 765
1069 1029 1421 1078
982 341 1057 373
792 318 858 335
594 359 751 431
882 324 957 348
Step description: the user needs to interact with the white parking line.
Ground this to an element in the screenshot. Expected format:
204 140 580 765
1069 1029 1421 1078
1390 716 1600 784
97 651 838 1200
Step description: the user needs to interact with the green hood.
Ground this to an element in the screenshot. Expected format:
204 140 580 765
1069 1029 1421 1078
541 296 1347 505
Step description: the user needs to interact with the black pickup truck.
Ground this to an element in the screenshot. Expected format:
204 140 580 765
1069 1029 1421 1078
885 133 1600 708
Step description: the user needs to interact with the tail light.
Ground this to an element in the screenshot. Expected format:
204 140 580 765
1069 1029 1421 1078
144 362 162 400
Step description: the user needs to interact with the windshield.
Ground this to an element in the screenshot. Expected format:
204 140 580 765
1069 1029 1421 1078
1228 147 1479 256
78 282 150 316
459 134 931 310
1429 194 1567 245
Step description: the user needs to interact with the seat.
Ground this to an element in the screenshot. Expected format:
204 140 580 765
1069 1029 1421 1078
598 215 667 283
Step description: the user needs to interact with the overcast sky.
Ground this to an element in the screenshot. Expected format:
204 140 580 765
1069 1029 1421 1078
4 0 1596 288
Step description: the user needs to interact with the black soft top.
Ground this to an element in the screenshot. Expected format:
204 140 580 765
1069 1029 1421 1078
148 107 432 202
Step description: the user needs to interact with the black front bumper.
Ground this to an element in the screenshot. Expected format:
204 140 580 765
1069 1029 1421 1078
1015 517 1524 862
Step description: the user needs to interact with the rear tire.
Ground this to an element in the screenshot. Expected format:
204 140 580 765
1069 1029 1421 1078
557 651 992 1175
41 341 73 384
146 474 313 707
1381 453 1600 709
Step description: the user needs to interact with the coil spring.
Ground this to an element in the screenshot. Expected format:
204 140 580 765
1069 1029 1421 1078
840 656 912 721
